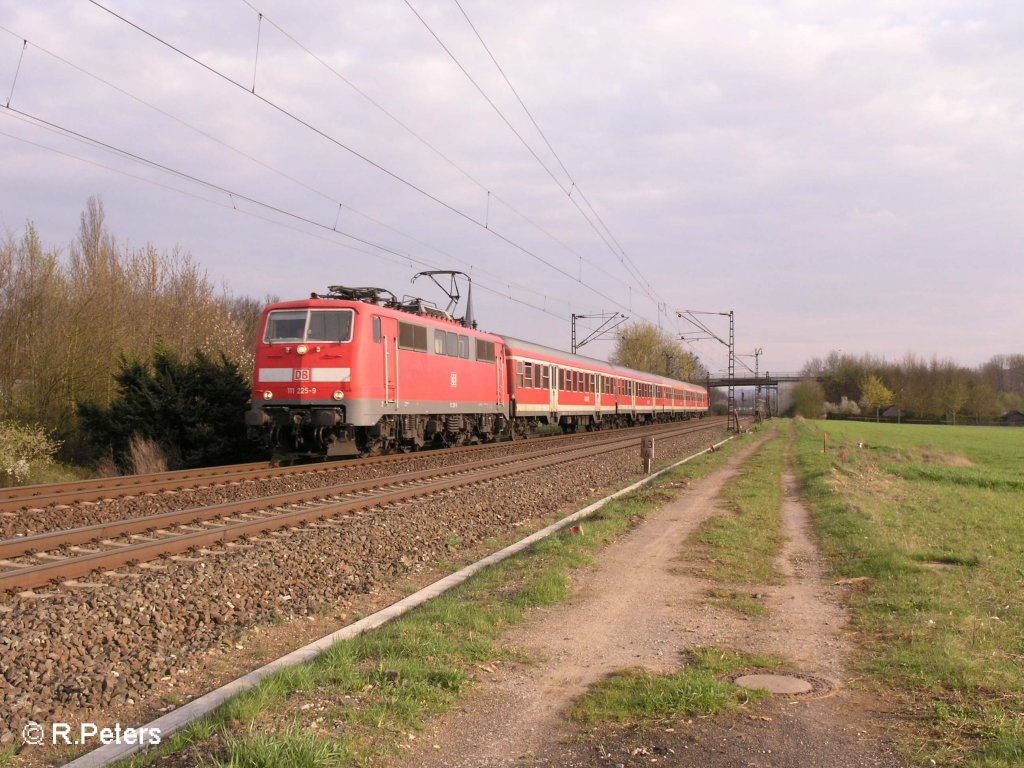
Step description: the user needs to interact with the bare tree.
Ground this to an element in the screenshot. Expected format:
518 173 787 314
0 199 265 462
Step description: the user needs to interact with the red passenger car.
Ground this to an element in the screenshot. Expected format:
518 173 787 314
503 337 707 434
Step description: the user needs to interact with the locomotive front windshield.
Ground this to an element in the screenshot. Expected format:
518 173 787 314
264 309 354 343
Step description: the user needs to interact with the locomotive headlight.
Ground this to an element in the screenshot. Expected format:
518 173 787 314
296 344 308 355
332 390 345 400
263 390 274 400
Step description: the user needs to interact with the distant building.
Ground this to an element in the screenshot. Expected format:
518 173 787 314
1003 411 1024 426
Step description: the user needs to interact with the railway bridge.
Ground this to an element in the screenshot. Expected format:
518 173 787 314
705 372 818 388
704 372 821 421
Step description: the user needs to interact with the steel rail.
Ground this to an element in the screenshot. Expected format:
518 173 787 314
0 419 715 513
0 427 665 560
0 421 717 560
0 421 721 592
0 462 272 507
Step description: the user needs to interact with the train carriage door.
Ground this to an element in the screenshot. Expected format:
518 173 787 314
379 316 397 404
545 364 554 413
496 343 506 407
553 366 560 411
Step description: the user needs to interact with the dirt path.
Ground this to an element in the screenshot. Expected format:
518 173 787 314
391 438 906 767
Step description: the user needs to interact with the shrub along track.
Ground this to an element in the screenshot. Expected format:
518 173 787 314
0 419 726 756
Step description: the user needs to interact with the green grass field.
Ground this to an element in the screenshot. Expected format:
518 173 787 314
793 419 1024 767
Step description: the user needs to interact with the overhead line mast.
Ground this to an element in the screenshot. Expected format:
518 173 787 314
677 309 739 431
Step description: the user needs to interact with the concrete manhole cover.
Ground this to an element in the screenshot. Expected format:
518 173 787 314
735 674 813 694
724 670 838 699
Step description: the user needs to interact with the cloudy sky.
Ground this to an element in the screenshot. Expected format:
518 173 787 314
1 1 1021 375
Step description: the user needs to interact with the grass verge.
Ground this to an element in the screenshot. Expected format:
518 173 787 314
119 431 758 768
687 422 786 613
793 418 1024 768
569 647 777 725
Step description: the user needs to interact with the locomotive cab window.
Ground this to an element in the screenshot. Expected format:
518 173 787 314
264 310 306 342
264 309 354 343
306 310 353 342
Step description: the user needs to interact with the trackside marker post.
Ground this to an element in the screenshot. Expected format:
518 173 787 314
641 437 654 474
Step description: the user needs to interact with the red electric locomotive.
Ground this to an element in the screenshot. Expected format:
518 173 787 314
245 286 509 456
246 284 708 457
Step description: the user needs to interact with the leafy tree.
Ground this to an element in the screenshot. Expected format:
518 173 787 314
610 322 705 382
859 374 894 422
790 381 825 418
806 351 866 404
78 347 260 470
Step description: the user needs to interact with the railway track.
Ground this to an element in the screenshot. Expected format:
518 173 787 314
0 461 273 513
0 420 722 593
0 420 716 514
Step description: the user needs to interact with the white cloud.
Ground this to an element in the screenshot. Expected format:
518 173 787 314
0 0 1022 368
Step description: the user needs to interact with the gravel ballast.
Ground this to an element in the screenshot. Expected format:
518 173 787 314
0 426 723 749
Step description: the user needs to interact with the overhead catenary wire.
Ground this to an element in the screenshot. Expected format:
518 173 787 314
0 22 574 316
0 111 569 325
451 0 664 307
5 38 26 108
407 0 661 305
234 0 633 309
83 0 653 324
250 12 262 94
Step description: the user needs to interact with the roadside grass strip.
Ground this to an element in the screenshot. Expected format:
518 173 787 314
688 423 785 613
793 419 1024 768
116 431 760 768
569 647 778 725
